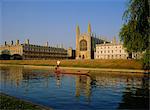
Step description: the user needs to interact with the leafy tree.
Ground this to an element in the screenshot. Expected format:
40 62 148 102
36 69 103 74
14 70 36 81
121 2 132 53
119 0 150 52
0 54 11 60
119 0 150 70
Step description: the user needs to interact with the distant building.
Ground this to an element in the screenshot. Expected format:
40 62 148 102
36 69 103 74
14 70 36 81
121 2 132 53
67 47 76 59
76 23 108 59
95 37 129 59
0 39 68 60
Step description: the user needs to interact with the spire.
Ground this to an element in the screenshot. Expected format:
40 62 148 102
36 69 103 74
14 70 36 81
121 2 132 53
88 23 91 33
76 25 80 36
113 36 116 44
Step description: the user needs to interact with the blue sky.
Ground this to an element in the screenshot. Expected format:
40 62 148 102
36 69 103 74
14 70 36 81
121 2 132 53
1 0 127 49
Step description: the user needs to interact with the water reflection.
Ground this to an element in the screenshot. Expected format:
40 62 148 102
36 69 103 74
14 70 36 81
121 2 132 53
118 75 149 109
0 66 149 110
75 75 91 101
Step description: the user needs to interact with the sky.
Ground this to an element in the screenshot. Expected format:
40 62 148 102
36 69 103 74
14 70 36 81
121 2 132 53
0 0 127 49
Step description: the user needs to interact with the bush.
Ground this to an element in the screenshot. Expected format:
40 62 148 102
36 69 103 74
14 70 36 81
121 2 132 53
142 50 150 70
0 54 11 60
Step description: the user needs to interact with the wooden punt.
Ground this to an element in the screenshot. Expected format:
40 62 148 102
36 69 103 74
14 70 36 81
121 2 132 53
54 69 90 76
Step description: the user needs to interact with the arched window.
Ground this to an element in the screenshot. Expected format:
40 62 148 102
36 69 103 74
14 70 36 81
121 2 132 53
80 40 87 51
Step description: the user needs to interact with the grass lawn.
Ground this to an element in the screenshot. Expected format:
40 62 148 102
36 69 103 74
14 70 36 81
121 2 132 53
0 59 142 70
0 93 51 110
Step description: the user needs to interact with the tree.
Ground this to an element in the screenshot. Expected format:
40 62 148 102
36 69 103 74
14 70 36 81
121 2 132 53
119 0 149 52
0 54 11 60
11 54 22 60
119 0 150 70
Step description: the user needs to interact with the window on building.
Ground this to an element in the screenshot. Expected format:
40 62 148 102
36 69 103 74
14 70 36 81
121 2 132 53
112 50 113 53
80 40 87 51
101 51 103 53
108 50 109 53
120 50 121 53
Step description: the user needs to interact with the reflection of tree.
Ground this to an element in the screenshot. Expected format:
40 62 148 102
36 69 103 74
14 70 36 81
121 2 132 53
118 75 149 109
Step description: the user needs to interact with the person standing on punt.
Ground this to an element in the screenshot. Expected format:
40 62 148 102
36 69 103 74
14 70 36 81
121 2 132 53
55 60 61 71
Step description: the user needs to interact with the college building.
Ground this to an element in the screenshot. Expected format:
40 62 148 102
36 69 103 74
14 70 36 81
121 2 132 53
0 39 68 60
95 37 129 59
76 23 109 59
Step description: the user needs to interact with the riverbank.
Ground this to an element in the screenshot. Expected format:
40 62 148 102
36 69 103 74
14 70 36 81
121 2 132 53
0 93 52 110
0 63 146 73
0 59 143 70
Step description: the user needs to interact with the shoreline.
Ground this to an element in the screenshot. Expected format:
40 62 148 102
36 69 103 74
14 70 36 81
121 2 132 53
0 59 142 70
0 63 146 73
0 92 52 110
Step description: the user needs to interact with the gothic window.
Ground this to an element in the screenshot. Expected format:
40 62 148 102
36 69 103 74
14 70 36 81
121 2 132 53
80 40 87 51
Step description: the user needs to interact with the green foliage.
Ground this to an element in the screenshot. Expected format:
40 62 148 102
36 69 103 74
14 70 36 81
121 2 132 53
120 0 150 70
142 50 150 70
0 54 11 60
0 93 41 110
119 0 150 52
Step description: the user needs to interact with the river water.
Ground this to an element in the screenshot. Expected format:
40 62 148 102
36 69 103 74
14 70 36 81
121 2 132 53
0 66 149 110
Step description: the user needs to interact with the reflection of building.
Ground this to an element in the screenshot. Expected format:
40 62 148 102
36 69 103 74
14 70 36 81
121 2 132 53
0 66 23 87
0 39 68 59
95 37 129 59
76 23 108 59
75 76 91 100
9 67 23 87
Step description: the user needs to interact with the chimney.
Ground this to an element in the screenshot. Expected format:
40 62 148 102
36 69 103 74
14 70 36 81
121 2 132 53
4 41 7 45
11 40 13 45
25 39 29 44
16 40 19 45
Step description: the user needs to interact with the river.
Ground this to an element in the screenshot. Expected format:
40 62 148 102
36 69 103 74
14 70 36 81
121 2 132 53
0 66 149 110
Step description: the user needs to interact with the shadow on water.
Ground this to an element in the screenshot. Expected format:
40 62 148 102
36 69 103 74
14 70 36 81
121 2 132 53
118 75 149 109
0 66 149 110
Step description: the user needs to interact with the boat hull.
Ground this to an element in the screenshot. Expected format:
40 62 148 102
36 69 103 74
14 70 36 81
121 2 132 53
54 70 89 75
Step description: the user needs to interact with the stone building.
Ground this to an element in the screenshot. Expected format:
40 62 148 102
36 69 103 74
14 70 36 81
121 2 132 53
67 47 75 59
76 23 107 59
95 37 129 59
0 39 68 60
